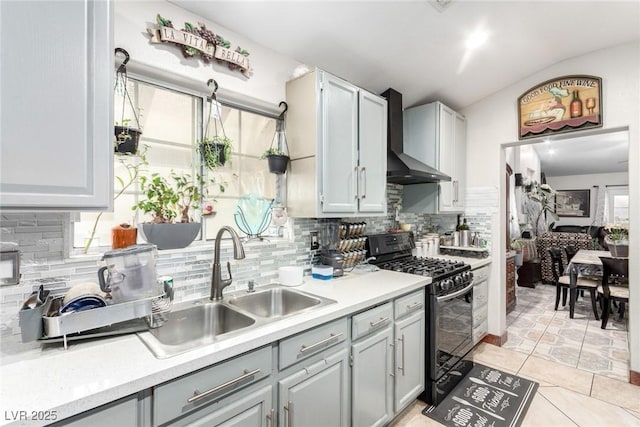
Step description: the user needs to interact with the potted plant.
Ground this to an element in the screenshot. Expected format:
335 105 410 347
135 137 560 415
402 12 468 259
261 147 289 174
114 48 143 154
200 135 232 169
511 239 525 267
261 101 290 175
523 182 558 237
133 171 207 250
199 79 233 169
604 222 629 257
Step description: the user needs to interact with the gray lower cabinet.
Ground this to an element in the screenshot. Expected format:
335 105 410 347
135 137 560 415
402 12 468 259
278 348 350 427
393 290 425 413
154 346 273 426
351 322 394 426
166 383 273 427
52 391 151 427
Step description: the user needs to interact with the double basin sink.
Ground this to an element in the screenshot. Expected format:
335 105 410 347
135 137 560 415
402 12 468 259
138 285 336 358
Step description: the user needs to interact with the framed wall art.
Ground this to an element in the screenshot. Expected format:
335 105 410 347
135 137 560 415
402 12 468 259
517 75 602 140
555 189 591 218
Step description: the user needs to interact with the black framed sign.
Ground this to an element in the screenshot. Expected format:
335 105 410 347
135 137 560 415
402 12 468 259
555 189 591 217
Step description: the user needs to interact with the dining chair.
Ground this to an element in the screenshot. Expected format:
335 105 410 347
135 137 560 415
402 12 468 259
598 257 629 329
564 245 592 298
548 248 599 320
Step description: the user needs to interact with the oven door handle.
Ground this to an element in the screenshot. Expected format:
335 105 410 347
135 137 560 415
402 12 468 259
436 282 473 303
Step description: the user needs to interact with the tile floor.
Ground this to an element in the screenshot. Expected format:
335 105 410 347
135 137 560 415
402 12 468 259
391 283 636 426
391 343 640 427
504 282 629 381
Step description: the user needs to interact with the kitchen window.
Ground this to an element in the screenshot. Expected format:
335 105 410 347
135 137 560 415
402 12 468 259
73 77 279 253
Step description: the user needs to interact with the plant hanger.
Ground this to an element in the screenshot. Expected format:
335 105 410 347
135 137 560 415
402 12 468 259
204 78 227 141
267 101 290 156
115 48 141 131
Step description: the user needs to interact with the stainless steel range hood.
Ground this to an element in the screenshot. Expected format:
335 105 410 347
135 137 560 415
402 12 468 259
381 88 451 185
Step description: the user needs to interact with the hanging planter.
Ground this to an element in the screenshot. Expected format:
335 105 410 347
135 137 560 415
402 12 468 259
261 101 290 175
114 48 143 155
199 79 233 169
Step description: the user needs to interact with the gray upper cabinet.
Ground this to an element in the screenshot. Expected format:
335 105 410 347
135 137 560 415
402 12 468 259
402 101 466 213
286 69 387 218
0 0 113 210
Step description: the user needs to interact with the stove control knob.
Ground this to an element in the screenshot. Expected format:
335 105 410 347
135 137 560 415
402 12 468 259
453 276 463 286
441 279 454 290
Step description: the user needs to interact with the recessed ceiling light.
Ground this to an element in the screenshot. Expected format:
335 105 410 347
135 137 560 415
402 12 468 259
548 149 556 155
465 28 489 50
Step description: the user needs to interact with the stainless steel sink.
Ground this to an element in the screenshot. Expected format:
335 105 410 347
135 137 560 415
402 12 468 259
138 285 336 358
227 286 327 318
138 301 255 358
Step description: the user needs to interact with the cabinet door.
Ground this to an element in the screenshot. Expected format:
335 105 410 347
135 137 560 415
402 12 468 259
352 328 393 427
358 91 387 214
394 311 425 413
437 103 456 211
453 112 467 209
279 348 349 427
170 385 273 427
0 0 113 210
320 73 358 214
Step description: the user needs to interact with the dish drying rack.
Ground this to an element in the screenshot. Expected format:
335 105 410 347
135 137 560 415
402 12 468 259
38 287 173 350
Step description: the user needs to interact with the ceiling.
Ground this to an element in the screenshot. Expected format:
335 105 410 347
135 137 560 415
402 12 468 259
531 130 629 177
170 0 640 110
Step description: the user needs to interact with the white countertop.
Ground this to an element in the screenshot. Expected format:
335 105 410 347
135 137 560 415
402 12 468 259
0 269 430 426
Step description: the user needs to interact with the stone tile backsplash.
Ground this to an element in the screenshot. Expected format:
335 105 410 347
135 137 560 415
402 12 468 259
0 183 491 337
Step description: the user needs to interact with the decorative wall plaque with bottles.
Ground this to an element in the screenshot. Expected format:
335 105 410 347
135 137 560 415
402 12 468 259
517 75 602 140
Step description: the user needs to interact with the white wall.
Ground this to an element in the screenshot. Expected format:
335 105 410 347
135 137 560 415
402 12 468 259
115 1 301 110
547 172 628 227
461 40 639 374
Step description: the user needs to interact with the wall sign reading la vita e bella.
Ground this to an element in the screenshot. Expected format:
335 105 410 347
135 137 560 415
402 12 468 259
147 14 251 78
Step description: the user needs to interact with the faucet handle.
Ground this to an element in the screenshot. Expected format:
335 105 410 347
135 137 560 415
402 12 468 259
222 261 233 287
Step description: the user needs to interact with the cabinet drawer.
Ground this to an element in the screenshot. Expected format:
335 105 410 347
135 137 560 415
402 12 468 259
394 289 425 319
154 346 272 426
279 317 348 370
473 266 490 282
351 302 393 341
473 281 488 306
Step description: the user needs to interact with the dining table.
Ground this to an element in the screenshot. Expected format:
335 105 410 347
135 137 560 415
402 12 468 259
567 249 611 319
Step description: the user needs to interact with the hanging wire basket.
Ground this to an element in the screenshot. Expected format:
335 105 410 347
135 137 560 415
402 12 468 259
200 79 232 169
114 48 142 154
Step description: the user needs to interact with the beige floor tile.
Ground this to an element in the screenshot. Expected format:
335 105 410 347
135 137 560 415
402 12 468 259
519 355 593 395
390 400 442 426
470 342 528 374
591 374 640 412
521 389 579 427
625 408 640 420
538 386 640 426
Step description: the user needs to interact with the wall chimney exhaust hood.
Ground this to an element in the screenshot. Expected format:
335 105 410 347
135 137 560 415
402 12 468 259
381 88 451 185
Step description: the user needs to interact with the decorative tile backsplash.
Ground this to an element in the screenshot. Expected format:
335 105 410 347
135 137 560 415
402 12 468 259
0 183 490 337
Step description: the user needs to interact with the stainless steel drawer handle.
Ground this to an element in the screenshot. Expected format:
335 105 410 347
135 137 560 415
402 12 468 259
267 408 275 427
406 302 423 311
188 368 261 403
284 401 293 427
369 317 390 328
299 332 344 354
398 334 405 376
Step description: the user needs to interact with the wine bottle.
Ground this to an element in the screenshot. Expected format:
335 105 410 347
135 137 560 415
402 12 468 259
456 215 462 231
570 90 583 118
459 218 469 231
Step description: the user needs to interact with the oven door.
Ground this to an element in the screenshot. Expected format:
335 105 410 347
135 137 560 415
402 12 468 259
433 281 474 381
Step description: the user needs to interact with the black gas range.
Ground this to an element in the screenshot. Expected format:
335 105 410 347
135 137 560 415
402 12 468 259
366 232 472 296
367 232 476 406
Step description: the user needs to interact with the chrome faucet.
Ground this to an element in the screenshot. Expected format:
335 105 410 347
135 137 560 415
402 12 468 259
211 226 246 300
